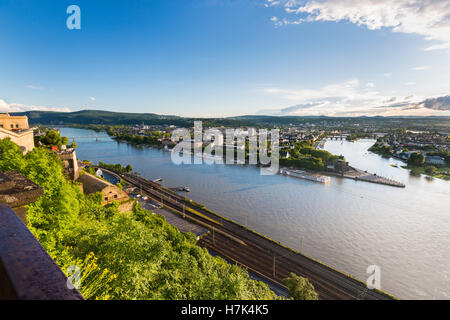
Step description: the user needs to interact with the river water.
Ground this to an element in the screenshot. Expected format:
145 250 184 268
61 127 450 300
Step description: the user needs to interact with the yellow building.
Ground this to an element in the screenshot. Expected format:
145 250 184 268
0 113 34 154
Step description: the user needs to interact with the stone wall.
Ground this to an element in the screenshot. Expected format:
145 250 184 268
0 128 34 154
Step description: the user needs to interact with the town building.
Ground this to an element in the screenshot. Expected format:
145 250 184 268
0 113 34 154
425 156 445 166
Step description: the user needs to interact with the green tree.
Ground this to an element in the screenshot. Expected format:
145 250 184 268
425 166 437 175
283 273 318 300
407 152 425 166
39 130 68 148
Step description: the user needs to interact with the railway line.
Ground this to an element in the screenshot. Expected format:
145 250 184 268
101 168 394 300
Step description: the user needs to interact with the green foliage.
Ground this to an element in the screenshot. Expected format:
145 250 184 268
0 138 278 300
98 161 133 173
407 152 425 166
280 157 325 171
299 147 341 163
369 142 394 156
85 166 96 175
0 138 25 171
36 130 68 148
283 272 318 300
425 166 437 175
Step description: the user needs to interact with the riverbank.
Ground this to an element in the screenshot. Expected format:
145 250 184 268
105 168 395 300
369 149 450 181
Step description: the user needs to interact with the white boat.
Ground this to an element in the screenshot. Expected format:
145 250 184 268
279 168 331 184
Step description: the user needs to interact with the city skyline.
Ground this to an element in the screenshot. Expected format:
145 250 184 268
1 0 450 117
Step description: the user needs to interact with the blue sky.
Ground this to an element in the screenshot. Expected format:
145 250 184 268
1 0 450 117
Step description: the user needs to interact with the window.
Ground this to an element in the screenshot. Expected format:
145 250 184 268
11 124 14 128
114 194 118 199
104 197 108 202
16 124 19 128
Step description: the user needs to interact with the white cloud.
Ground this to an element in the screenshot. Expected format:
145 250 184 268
89 96 96 101
0 98 70 113
405 82 416 86
27 85 44 90
267 0 450 51
366 82 375 88
258 79 393 116
383 73 392 78
412 66 429 71
257 79 450 116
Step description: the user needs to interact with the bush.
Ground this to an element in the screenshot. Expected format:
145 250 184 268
425 166 437 175
283 273 318 300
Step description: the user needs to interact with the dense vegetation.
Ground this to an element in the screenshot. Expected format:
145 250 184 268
35 129 70 148
369 142 394 156
407 152 425 166
0 138 282 300
98 161 133 174
110 129 172 147
279 144 343 171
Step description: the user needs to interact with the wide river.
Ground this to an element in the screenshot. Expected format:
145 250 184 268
61 127 450 300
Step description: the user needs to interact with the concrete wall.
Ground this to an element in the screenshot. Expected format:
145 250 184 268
0 128 34 154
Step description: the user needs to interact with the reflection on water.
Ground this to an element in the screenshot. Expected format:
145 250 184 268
62 128 450 299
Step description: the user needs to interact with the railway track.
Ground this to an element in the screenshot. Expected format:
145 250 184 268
102 168 394 300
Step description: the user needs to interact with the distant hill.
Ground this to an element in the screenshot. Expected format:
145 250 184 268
12 110 188 126
10 110 450 130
